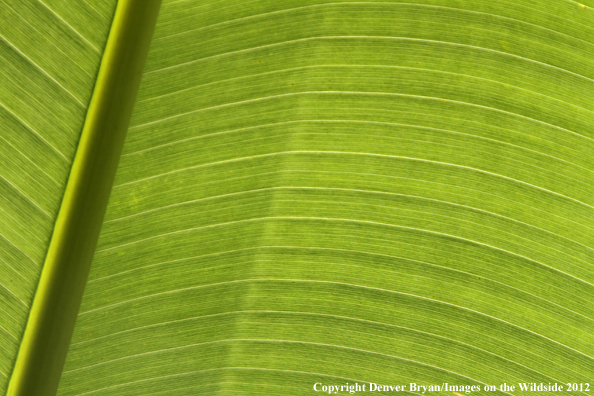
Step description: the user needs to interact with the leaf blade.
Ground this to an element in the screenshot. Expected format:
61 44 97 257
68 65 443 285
61 1 594 395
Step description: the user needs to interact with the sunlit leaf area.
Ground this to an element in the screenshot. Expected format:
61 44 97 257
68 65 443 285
3 1 594 395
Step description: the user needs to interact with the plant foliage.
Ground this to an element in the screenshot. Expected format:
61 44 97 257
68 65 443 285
2 0 594 395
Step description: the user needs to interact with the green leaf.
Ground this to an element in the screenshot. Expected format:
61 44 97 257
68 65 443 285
4 0 594 395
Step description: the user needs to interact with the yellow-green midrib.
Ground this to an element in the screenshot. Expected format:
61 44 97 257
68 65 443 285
0 0 118 393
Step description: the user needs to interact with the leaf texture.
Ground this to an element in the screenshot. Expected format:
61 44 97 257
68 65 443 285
54 0 594 394
0 0 116 392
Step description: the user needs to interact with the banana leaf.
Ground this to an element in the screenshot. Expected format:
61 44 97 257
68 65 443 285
2 0 594 395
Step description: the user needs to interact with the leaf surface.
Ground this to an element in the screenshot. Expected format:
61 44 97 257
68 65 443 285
5 0 594 395
60 0 594 395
